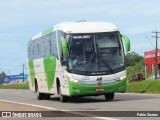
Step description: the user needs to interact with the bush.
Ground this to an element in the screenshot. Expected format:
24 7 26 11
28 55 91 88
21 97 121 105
0 84 29 89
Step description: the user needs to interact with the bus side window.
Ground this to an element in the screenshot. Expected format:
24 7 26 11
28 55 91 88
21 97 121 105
37 43 40 58
30 41 34 59
38 37 44 58
34 43 38 59
32 45 35 59
28 44 31 60
34 43 39 59
44 37 51 57
51 32 58 58
41 36 47 57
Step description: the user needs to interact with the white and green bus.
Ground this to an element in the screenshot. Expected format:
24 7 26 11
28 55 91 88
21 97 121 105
27 21 130 102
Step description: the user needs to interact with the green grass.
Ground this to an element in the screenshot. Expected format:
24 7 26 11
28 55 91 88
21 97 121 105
127 80 160 94
0 84 29 89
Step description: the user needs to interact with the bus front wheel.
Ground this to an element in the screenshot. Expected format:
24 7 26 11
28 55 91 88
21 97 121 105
58 85 69 102
35 82 44 100
104 93 114 101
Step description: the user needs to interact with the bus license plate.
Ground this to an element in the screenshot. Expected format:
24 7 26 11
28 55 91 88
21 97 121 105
96 88 105 92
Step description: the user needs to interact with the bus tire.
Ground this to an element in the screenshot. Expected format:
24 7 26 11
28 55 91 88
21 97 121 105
35 82 44 100
104 93 114 101
58 85 69 102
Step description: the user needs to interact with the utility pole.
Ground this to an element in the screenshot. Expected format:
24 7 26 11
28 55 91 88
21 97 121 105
22 64 24 82
8 70 10 75
152 31 160 80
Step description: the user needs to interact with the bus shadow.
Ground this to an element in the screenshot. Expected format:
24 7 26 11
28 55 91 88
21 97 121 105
69 97 110 103
49 94 158 103
49 96 60 101
49 96 116 103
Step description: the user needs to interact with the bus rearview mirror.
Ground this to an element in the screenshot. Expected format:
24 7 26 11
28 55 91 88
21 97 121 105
121 34 130 52
61 36 69 60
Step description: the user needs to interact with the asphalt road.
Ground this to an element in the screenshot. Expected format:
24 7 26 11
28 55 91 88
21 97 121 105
0 89 160 120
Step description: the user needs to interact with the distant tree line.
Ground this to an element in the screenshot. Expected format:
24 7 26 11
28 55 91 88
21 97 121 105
125 52 145 79
125 52 144 67
0 71 6 84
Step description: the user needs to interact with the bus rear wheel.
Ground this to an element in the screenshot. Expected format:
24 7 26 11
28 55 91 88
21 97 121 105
35 82 44 100
58 85 69 102
104 93 114 101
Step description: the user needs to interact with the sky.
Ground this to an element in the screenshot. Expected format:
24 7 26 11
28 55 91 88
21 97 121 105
0 0 160 75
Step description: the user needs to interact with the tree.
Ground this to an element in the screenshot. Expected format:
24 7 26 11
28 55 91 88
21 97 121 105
125 52 144 67
126 60 145 79
125 52 151 80
0 71 6 84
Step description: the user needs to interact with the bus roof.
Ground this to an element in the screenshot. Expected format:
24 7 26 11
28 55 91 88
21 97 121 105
31 21 118 40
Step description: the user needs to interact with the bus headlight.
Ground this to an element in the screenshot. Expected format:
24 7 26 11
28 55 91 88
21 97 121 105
69 78 79 83
119 75 126 80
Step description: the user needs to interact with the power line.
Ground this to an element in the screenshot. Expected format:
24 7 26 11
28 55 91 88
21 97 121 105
145 35 155 48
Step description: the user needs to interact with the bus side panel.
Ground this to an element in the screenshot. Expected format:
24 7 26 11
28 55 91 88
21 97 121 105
28 60 35 91
43 56 56 92
34 58 48 93
51 61 70 96
60 68 70 96
34 57 57 94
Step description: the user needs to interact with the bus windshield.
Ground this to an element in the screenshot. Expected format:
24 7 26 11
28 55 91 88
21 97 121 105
66 32 124 75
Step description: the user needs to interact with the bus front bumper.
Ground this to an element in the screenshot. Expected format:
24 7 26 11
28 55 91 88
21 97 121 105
68 79 126 97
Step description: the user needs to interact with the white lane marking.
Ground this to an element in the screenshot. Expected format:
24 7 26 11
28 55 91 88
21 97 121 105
0 99 57 110
94 117 120 120
61 109 120 120
0 99 120 120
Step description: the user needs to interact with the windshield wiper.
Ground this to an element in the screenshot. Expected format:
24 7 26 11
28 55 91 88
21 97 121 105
98 55 114 74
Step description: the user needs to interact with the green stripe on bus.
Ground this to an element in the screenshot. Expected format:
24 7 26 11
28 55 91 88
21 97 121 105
28 60 35 87
42 27 53 36
43 56 56 91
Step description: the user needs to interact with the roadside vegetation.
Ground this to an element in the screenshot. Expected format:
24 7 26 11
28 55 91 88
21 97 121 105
0 84 29 89
125 52 159 94
125 52 151 79
127 80 160 94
